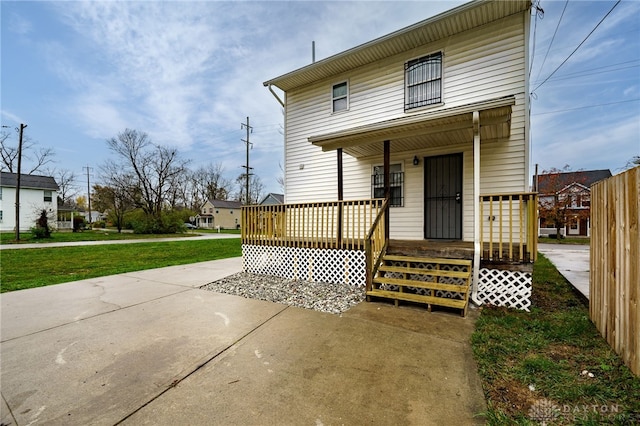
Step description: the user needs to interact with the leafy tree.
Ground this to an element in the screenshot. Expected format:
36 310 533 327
92 183 136 233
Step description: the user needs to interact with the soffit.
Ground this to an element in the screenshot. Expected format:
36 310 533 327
309 96 514 158
263 0 530 92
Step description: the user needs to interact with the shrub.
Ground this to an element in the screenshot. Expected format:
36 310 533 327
32 209 53 238
73 216 86 232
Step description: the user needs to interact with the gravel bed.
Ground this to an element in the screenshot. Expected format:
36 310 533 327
200 272 365 314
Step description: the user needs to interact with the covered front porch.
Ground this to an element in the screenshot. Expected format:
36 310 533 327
242 96 537 313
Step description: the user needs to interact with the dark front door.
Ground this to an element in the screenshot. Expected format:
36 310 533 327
424 153 463 239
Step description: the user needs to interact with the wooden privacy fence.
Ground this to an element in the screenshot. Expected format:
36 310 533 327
242 199 385 250
479 192 537 263
590 167 639 376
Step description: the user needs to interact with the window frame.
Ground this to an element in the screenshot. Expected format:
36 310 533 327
44 190 53 202
404 51 443 111
331 80 349 113
371 163 404 207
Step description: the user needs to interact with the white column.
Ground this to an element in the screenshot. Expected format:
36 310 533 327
472 111 482 305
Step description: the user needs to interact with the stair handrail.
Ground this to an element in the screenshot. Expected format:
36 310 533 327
365 198 389 292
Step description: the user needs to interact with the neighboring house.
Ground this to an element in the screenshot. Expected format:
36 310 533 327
196 199 242 229
259 193 284 205
0 172 59 232
536 169 612 237
244 0 536 313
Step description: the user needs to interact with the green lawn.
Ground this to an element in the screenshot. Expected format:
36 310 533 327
472 254 640 424
0 230 198 244
538 236 590 245
0 238 241 293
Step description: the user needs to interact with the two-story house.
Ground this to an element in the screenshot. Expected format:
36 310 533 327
537 169 612 237
196 199 242 230
0 172 60 232
243 0 536 314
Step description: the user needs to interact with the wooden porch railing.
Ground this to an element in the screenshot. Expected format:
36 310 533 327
365 199 389 292
479 192 538 263
242 199 385 250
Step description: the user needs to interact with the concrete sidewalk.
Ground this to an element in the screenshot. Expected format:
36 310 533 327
538 243 590 299
1 257 486 425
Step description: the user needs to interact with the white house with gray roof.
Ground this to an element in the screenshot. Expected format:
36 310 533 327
0 172 60 232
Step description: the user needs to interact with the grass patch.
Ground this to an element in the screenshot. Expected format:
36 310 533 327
196 228 241 234
538 236 590 245
0 230 198 244
0 238 241 293
472 254 640 425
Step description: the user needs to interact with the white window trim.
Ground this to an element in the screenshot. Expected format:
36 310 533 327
331 80 349 114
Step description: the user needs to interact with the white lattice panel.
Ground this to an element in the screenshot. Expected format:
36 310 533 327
242 245 366 287
477 268 531 311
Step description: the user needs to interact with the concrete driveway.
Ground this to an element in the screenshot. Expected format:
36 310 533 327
538 243 590 299
1 257 485 425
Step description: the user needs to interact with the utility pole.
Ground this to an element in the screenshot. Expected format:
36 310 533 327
14 123 27 242
83 166 93 224
240 117 253 205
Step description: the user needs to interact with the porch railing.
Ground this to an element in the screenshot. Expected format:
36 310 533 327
479 192 538 263
242 199 385 250
365 199 389 291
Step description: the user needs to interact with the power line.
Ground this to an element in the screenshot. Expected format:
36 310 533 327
532 0 622 93
531 97 640 116
534 0 569 83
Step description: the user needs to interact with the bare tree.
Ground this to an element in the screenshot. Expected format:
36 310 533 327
1 130 55 174
51 169 78 205
105 128 189 225
235 173 265 205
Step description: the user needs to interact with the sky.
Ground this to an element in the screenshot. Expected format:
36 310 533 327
1 0 639 199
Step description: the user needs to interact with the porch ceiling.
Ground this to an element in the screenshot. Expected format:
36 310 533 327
309 96 515 158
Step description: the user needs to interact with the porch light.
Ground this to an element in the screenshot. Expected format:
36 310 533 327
413 156 419 166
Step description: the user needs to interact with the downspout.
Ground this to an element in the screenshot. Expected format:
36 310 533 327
266 84 285 108
471 110 482 306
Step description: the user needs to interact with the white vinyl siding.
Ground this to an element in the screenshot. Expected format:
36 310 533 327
283 13 528 241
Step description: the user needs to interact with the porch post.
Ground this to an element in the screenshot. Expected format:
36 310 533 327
472 111 481 304
337 148 343 247
383 140 390 240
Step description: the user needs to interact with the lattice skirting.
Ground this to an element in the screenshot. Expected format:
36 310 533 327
477 268 532 311
242 245 366 287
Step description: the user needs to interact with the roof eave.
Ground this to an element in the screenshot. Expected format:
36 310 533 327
263 0 530 91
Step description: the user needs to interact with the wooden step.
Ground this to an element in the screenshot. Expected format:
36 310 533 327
373 276 469 294
377 264 470 279
382 255 472 267
367 289 467 310
367 254 472 316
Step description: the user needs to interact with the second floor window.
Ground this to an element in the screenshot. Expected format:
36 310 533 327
44 190 52 202
405 52 442 110
332 81 348 113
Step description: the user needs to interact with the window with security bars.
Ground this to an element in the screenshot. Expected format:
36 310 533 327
372 164 404 207
405 52 442 110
